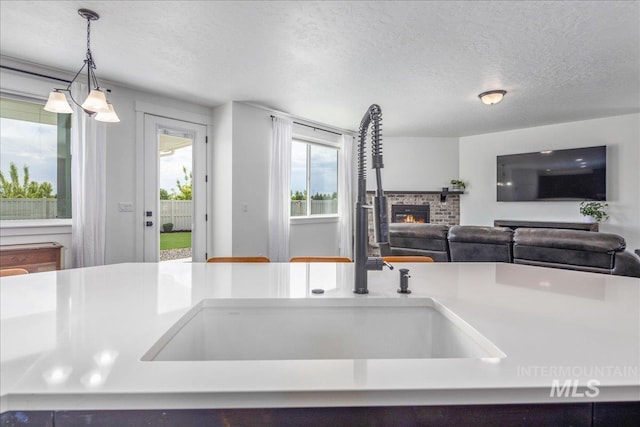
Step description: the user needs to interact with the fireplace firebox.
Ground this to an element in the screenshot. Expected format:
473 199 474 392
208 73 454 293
391 204 430 223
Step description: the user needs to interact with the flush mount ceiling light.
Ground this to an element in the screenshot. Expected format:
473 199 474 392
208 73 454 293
478 90 507 106
44 9 119 122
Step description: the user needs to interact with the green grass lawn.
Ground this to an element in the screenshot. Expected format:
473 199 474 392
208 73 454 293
160 232 192 250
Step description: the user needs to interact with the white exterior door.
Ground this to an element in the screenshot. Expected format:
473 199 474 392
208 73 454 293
143 114 207 262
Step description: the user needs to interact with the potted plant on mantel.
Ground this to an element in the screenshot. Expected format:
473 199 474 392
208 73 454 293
450 179 466 192
579 201 609 223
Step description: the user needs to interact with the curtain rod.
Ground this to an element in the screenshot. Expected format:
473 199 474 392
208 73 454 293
246 101 357 135
1 65 71 84
2 64 114 93
270 115 343 136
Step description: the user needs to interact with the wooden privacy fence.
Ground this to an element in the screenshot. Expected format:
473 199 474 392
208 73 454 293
0 198 57 219
1 198 338 225
290 199 338 216
160 200 192 231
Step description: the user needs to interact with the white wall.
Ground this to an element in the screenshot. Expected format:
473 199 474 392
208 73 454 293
230 102 271 256
290 219 339 257
459 113 640 250
211 103 233 256
210 102 343 258
367 137 459 192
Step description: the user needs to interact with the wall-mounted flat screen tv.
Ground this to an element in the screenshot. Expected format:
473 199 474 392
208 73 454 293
497 146 606 201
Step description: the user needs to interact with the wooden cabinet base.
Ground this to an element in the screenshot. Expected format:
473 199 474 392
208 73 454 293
2 402 639 427
0 242 63 273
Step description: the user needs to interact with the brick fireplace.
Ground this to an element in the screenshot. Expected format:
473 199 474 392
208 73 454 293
367 191 461 255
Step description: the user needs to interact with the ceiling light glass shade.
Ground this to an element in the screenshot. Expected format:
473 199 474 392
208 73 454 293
95 103 120 123
479 90 507 105
44 91 73 114
81 89 110 113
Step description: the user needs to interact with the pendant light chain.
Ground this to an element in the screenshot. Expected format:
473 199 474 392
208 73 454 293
85 16 99 90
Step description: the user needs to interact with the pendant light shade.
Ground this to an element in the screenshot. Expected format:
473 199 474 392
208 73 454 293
44 91 73 114
43 8 119 123
81 89 110 113
95 103 120 123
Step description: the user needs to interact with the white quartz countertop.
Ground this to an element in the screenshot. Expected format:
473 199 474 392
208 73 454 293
1 262 639 411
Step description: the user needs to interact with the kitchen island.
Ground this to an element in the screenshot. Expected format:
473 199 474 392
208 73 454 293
1 262 639 425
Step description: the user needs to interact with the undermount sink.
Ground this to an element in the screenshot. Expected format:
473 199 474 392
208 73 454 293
142 298 505 361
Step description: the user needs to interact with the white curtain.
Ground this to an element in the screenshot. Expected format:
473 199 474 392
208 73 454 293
338 135 354 259
268 117 293 262
71 83 107 268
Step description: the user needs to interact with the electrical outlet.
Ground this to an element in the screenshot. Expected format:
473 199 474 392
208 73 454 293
118 202 134 212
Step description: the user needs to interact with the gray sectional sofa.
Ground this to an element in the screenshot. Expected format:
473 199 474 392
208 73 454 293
388 223 640 278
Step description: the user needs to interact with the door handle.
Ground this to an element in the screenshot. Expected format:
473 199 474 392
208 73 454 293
146 221 153 227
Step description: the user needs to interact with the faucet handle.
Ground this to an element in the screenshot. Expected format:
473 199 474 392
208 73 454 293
365 257 394 271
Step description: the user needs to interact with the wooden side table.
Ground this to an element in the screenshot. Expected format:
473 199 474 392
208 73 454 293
0 242 63 273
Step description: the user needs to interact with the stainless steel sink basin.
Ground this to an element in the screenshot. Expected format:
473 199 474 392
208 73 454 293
142 298 505 361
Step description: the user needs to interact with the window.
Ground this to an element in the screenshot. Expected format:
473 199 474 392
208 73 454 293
0 97 71 219
291 139 338 217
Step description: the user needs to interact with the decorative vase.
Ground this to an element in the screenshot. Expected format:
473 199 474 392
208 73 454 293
582 215 596 223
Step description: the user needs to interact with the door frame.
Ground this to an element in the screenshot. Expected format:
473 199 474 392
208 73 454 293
134 102 210 262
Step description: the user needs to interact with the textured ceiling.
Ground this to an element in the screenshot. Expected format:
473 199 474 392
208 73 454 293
1 1 638 136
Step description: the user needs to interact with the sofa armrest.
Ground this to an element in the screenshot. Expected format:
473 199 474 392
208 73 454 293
613 251 640 278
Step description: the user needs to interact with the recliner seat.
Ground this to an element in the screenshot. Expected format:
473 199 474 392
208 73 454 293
514 228 621 273
389 223 450 262
448 225 514 262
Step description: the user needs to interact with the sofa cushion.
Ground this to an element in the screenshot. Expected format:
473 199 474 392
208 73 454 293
514 247 615 270
513 228 625 271
389 223 449 252
447 226 513 262
513 228 626 253
447 226 513 244
389 223 450 262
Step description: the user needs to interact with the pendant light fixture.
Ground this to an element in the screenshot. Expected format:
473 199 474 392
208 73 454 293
478 90 507 106
44 9 119 122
